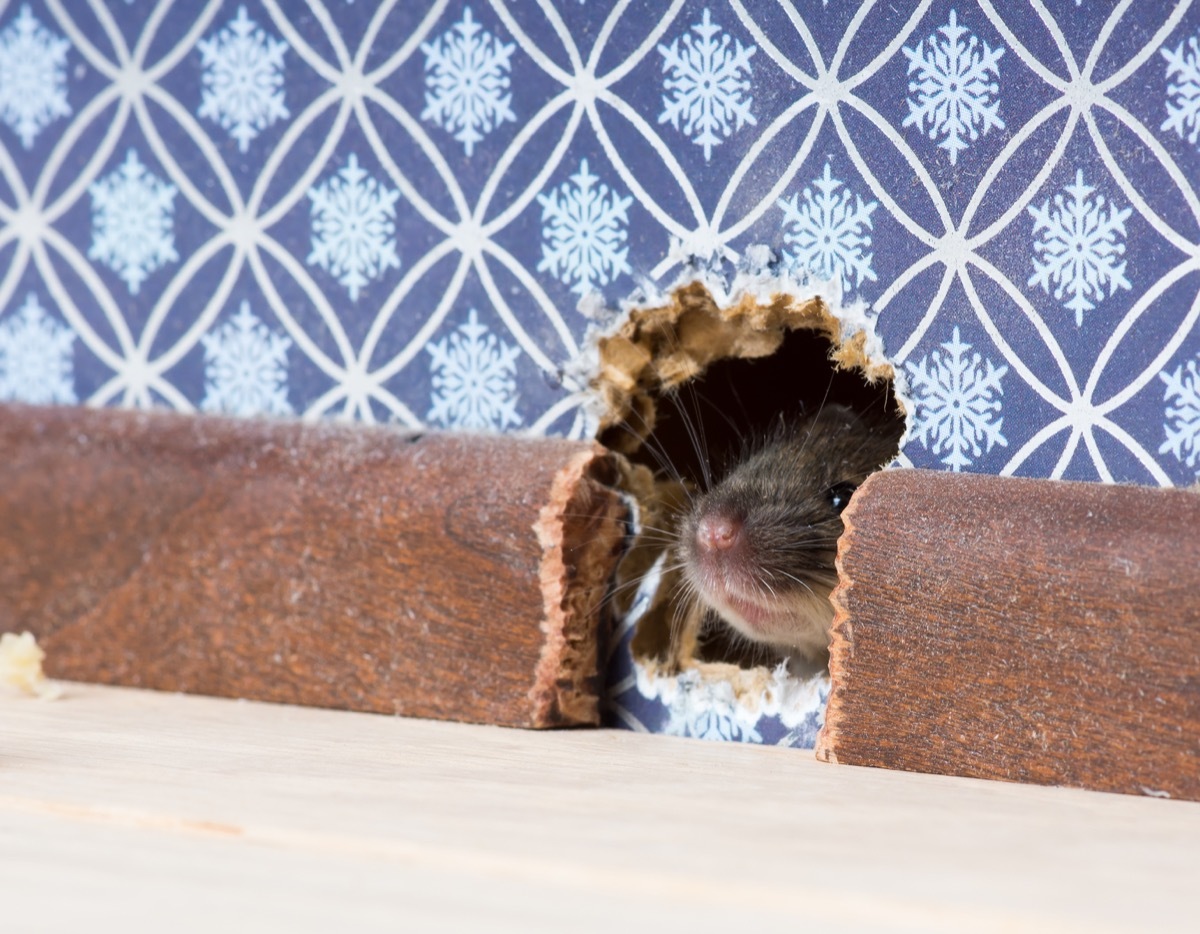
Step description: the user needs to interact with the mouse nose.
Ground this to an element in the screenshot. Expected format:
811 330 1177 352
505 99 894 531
695 509 743 554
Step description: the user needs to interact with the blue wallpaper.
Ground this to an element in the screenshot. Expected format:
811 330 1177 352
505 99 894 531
0 1 1197 743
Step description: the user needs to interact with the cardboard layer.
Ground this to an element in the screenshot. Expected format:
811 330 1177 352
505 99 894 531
817 469 1200 800
0 404 629 728
590 279 897 456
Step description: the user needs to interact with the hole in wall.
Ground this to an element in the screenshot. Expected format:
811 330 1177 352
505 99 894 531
645 329 903 670
587 280 906 679
631 327 900 494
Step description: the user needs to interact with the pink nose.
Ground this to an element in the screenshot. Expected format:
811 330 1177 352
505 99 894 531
695 510 743 554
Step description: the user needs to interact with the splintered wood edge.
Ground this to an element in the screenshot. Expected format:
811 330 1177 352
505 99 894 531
531 444 629 727
815 469 880 763
589 278 905 678
593 280 901 454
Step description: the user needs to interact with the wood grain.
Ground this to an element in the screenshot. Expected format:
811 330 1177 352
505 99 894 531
817 468 1200 800
4 683 1199 933
0 404 629 727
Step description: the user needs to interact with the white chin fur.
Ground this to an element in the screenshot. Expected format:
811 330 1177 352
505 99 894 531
717 586 835 662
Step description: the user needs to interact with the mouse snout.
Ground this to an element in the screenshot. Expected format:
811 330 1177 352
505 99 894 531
695 508 744 556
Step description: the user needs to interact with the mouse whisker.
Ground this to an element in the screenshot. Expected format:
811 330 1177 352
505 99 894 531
755 574 779 601
772 542 841 554
667 586 702 653
602 562 688 606
609 417 688 488
769 569 821 599
555 510 677 537
662 385 714 493
626 531 684 549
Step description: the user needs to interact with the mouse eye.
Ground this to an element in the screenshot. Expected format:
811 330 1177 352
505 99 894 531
828 482 857 514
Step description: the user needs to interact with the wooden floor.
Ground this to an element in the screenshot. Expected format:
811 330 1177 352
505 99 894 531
2 684 1196 933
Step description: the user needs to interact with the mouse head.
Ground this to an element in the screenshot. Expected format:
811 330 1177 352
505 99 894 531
678 405 892 660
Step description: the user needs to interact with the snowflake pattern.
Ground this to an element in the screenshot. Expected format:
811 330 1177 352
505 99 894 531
658 9 757 161
0 293 76 404
1028 169 1132 326
197 6 288 153
905 326 1008 471
778 161 878 294
421 7 516 157
1160 355 1200 471
1162 33 1200 148
88 149 179 294
537 160 633 296
902 9 1004 165
426 309 521 430
0 5 71 149
200 301 292 417
307 153 401 301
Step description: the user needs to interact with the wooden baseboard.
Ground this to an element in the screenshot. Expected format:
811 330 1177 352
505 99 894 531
817 469 1200 800
8 403 1200 800
0 404 629 728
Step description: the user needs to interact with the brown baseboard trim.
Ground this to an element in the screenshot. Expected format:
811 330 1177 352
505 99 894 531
11 402 1198 794
818 469 1200 800
0 404 629 728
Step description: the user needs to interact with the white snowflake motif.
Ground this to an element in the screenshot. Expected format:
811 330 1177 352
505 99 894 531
663 670 763 743
200 301 292 417
1160 354 1200 471
420 7 516 157
658 8 757 162
426 309 521 430
0 293 76 404
904 326 1008 471
197 6 288 153
902 9 1004 165
778 161 878 294
1162 32 1200 148
0 5 71 149
1028 169 1132 327
537 160 633 296
88 148 179 295
307 153 401 302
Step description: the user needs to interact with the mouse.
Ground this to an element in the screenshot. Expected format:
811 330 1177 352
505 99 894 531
677 403 901 664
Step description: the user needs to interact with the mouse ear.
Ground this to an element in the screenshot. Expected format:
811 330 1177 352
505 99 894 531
828 482 857 514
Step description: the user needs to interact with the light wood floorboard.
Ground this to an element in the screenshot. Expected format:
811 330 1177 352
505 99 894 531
2 684 1196 932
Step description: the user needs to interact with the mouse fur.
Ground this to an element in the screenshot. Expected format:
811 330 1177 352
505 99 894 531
678 403 900 663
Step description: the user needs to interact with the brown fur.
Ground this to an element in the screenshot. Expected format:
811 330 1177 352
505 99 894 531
679 404 901 662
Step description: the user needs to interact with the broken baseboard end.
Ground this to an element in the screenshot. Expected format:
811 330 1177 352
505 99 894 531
531 444 630 727
0 404 630 729
818 468 1200 800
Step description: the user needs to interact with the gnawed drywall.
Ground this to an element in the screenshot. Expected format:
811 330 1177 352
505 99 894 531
578 263 907 743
